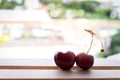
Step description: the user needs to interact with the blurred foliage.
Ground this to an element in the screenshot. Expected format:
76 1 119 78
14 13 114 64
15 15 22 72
106 30 120 56
97 52 105 58
80 1 100 13
0 0 114 19
48 2 65 18
40 0 112 19
96 8 111 16
0 0 24 9
40 0 59 5
97 30 120 58
21 32 32 39
0 34 12 44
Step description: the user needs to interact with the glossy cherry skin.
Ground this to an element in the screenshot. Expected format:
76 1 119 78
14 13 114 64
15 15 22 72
54 51 75 70
75 52 94 70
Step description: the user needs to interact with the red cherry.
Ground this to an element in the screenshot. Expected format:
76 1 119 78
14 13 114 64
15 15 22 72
76 29 104 70
76 52 94 70
54 51 75 70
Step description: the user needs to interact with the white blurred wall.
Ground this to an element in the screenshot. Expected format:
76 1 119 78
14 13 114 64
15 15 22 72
0 10 51 22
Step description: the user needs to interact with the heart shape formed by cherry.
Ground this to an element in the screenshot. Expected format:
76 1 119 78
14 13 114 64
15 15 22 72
54 51 75 70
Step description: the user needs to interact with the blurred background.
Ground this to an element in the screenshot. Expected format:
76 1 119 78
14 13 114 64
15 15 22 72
0 0 120 60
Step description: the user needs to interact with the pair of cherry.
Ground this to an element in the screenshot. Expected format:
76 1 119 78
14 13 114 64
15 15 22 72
54 29 104 70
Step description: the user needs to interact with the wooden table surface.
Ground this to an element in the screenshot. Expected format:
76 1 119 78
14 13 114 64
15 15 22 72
0 70 120 80
0 58 120 70
0 58 120 80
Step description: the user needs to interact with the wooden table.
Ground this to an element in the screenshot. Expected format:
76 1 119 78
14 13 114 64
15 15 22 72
0 58 120 80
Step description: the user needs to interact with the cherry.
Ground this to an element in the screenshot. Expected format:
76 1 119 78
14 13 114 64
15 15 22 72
76 29 104 70
54 51 75 70
76 52 94 70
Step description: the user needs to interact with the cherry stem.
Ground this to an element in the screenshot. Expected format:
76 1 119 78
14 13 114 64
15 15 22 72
85 29 104 53
86 33 93 54
95 34 104 52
